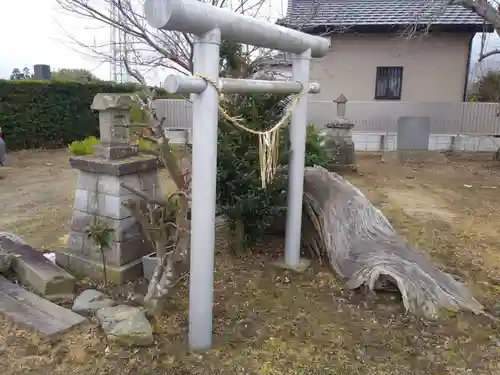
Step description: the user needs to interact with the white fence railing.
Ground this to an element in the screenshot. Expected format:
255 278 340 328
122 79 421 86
153 99 192 129
153 99 500 135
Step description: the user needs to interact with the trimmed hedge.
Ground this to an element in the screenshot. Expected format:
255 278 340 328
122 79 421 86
0 80 178 150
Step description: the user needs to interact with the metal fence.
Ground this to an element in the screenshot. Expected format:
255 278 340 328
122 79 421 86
153 99 192 129
153 98 500 135
308 100 500 135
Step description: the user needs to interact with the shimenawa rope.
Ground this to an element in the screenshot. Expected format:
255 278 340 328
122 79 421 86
194 74 309 188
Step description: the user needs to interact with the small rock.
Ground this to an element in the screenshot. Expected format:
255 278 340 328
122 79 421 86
0 251 13 273
96 305 153 347
72 289 115 317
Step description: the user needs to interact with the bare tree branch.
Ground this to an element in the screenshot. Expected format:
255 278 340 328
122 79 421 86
450 0 500 60
479 48 500 61
55 0 283 80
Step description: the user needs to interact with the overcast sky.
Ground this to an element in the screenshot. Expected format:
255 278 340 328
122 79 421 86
0 0 113 80
0 0 289 84
0 0 499 85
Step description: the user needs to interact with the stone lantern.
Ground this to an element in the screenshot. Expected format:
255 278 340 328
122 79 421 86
56 93 161 284
321 94 356 171
91 94 137 160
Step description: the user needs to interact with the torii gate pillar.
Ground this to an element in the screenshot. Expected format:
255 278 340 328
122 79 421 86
187 29 221 351
144 0 330 351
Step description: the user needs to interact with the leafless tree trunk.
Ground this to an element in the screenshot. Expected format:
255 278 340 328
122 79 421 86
302 166 486 320
55 0 281 77
117 64 192 319
451 0 500 61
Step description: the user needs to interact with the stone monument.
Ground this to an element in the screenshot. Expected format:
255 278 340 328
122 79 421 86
56 93 160 284
321 94 357 171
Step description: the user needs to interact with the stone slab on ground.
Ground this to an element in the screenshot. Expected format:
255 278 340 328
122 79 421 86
271 258 312 273
0 275 86 336
72 289 116 317
0 237 76 300
96 305 153 346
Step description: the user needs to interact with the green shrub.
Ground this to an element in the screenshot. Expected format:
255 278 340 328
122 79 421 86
281 123 328 167
472 71 500 102
0 80 136 150
216 94 328 251
0 80 181 150
68 135 156 157
68 136 100 156
215 40 329 251
136 138 155 150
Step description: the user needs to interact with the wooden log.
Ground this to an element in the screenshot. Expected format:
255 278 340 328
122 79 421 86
302 166 484 319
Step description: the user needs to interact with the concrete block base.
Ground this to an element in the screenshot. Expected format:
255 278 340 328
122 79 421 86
0 237 76 301
55 251 143 285
270 258 312 273
60 154 161 284
142 252 156 281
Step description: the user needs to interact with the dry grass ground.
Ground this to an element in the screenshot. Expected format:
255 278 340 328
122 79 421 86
1 150 500 374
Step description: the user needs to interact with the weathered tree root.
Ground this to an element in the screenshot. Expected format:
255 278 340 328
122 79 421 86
302 166 484 319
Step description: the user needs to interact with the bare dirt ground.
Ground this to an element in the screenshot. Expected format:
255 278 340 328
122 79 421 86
1 150 500 374
0 150 75 251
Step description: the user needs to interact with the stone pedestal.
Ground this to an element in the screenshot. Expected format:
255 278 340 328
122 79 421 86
56 93 161 284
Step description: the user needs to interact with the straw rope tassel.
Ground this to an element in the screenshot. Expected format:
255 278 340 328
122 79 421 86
194 74 308 188
258 134 265 187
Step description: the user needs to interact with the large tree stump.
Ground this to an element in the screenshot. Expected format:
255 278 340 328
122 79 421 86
302 166 484 319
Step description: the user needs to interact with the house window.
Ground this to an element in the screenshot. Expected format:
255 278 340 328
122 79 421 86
375 67 403 100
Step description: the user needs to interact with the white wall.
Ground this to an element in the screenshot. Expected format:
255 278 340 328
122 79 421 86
167 129 500 152
310 32 472 102
353 132 500 152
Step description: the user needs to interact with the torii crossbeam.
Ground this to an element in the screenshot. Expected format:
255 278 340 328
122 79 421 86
144 0 330 351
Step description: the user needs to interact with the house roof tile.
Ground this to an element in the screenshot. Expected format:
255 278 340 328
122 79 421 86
284 0 489 29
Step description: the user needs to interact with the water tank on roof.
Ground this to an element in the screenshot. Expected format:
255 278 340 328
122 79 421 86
33 64 51 80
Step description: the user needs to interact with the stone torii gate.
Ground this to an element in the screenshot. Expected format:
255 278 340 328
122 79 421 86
144 0 330 351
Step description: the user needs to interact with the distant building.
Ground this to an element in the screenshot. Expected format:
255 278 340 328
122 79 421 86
278 0 493 102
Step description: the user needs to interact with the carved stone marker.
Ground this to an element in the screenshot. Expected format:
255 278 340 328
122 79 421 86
321 94 356 171
56 93 159 284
